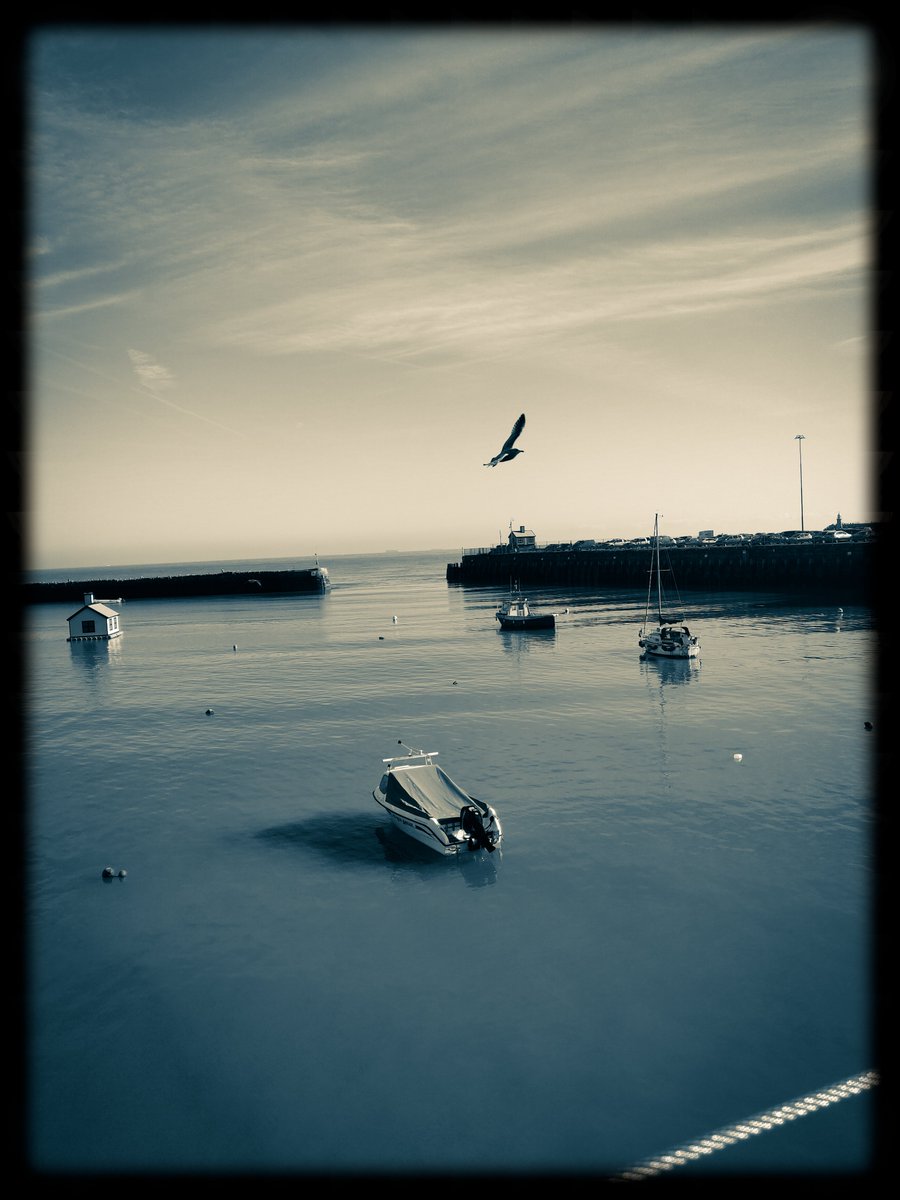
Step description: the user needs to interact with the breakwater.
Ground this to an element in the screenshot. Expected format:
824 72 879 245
447 542 874 599
22 567 330 604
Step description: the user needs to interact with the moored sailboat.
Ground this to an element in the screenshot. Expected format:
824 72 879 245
639 515 700 660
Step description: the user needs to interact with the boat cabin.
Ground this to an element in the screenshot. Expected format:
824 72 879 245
66 593 122 642
660 624 693 645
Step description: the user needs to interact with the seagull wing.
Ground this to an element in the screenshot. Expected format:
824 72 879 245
484 412 526 465
499 413 526 455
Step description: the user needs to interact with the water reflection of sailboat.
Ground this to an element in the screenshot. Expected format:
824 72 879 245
640 652 696 786
640 654 700 686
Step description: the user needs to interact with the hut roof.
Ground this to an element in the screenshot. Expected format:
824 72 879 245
67 601 120 621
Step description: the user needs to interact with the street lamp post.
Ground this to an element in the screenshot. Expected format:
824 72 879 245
794 434 806 531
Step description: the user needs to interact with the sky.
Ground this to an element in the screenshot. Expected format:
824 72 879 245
24 24 875 569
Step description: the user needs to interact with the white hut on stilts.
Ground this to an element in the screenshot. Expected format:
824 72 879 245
66 593 123 642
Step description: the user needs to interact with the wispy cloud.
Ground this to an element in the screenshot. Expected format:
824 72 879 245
30 29 866 319
126 348 242 434
36 259 136 290
38 291 142 319
128 347 175 392
192 214 865 365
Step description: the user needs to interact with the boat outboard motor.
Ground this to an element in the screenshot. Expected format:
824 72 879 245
460 803 499 852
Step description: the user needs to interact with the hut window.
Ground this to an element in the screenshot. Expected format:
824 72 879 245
81 619 96 634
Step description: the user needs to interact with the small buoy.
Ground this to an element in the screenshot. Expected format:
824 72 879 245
392 615 398 623
733 753 743 762
864 721 873 731
102 866 115 879
452 680 458 685
233 644 237 651
378 636 385 640
117 869 127 879
205 708 214 715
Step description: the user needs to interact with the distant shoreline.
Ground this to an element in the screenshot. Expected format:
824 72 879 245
25 547 459 580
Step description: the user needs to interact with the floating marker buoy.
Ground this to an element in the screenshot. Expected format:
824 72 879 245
392 616 398 623
233 644 237 651
733 753 743 762
102 866 115 879
864 721 873 731
452 681 458 685
378 636 385 640
117 869 127 879
205 708 214 715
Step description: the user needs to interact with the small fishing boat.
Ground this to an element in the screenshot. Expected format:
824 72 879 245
373 743 502 856
495 583 556 631
639 514 700 660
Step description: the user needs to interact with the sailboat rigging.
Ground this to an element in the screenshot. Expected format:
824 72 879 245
638 515 700 659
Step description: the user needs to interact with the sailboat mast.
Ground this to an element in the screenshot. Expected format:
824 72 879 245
654 514 663 622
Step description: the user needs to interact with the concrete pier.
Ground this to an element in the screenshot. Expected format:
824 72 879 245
447 541 874 599
23 568 330 604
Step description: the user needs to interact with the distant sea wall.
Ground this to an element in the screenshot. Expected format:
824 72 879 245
446 542 874 599
22 568 329 604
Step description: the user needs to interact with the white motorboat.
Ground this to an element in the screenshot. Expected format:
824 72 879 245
639 514 701 660
373 743 502 856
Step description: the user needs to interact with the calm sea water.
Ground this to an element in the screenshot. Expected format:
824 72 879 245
24 551 877 1176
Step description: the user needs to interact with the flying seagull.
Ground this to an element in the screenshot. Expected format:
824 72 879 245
484 413 526 466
